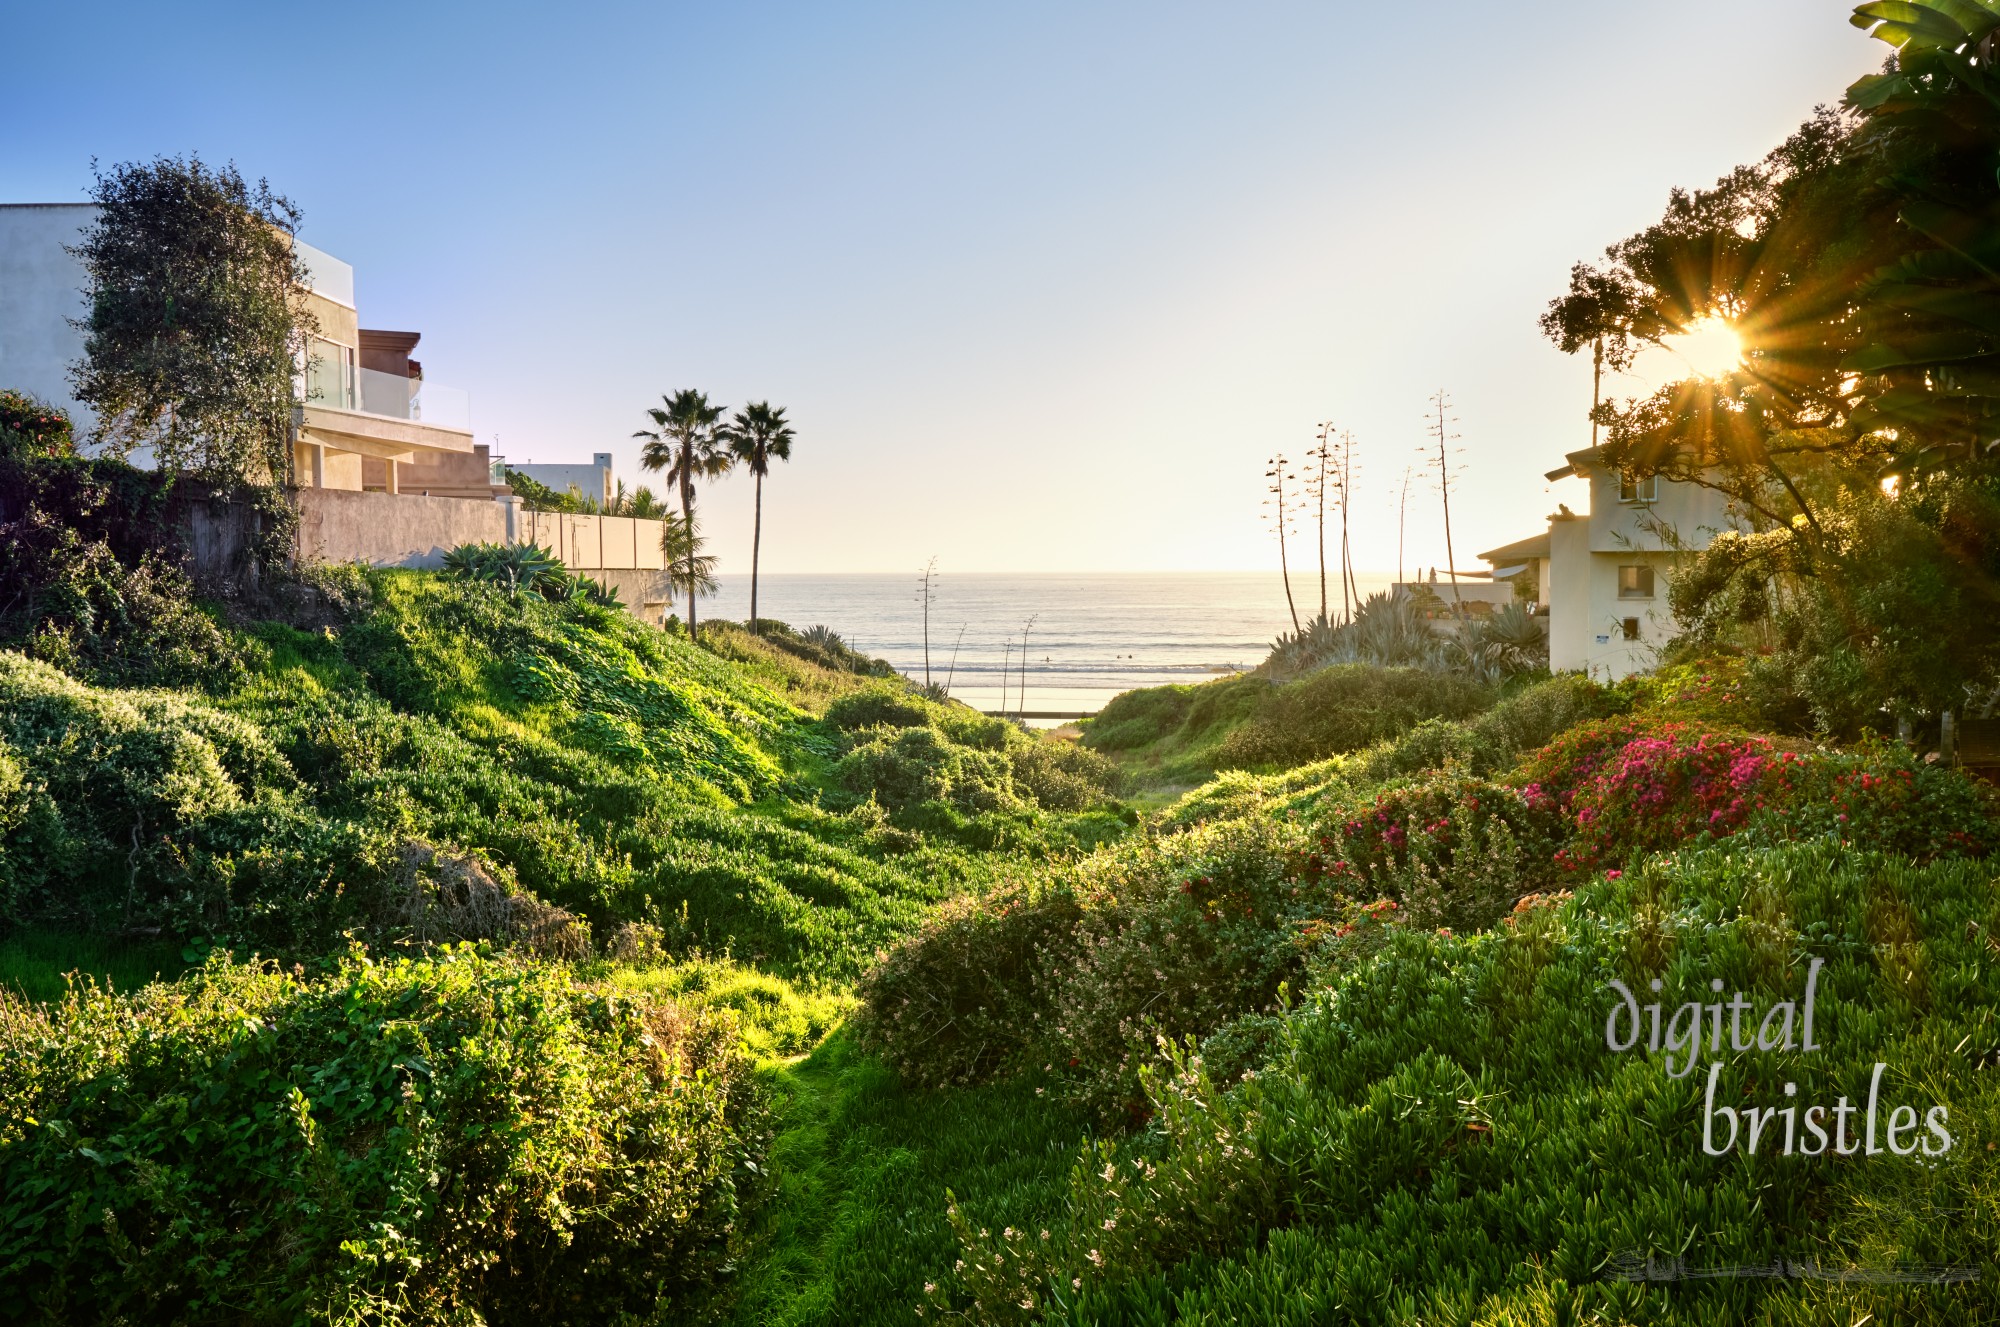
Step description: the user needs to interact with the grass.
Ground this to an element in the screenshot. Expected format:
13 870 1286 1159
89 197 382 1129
720 1030 1092 1327
602 952 853 1059
0 927 186 1002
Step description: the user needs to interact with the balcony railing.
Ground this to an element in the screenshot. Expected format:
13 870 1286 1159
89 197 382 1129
305 363 472 433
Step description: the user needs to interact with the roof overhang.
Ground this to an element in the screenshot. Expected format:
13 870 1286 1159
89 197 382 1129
1476 531 1552 564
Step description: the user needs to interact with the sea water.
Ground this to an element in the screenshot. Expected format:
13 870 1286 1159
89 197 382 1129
699 571 1402 720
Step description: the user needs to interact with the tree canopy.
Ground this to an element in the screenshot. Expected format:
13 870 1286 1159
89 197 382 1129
69 156 316 486
1541 2 2000 732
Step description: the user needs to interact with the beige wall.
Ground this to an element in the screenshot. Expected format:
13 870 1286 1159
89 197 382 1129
296 489 672 608
304 290 358 350
514 509 665 571
297 488 506 568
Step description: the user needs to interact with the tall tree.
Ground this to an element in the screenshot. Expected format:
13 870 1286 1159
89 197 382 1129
1534 1 2000 730
1266 454 1301 634
1428 392 1465 616
661 510 720 626
635 389 733 636
724 401 795 632
70 155 318 485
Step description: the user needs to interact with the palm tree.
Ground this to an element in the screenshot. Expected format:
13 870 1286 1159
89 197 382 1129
635 389 734 635
724 401 795 633
661 510 720 622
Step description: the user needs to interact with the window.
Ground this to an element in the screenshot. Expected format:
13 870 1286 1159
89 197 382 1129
306 338 354 410
1621 617 1641 641
1618 565 1655 599
1619 475 1659 504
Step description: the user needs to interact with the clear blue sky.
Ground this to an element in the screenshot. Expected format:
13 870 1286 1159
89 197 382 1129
3 2 1882 574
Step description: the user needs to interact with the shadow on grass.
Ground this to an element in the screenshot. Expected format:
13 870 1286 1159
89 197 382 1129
724 1029 1091 1327
0 927 187 1002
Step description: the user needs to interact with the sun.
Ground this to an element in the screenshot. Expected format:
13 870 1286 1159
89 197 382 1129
1663 316 1744 379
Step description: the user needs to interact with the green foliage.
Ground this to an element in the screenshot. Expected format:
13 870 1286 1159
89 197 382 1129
932 846 2000 1324
1307 770 1563 933
1214 664 1492 771
0 947 759 1324
0 392 74 458
440 540 620 607
71 156 315 485
1080 675 1267 786
0 928 183 1004
0 438 251 690
720 1032 1086 1327
835 726 1019 814
604 952 851 1060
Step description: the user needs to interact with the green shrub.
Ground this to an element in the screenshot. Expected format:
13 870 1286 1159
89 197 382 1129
858 813 1331 1116
0 391 75 458
1080 676 1266 786
1216 665 1492 770
1518 718 2000 873
834 726 1019 814
855 881 1086 1088
825 684 937 732
1306 769 1564 933
0 947 760 1325
1009 740 1119 811
0 652 296 929
935 845 2000 1323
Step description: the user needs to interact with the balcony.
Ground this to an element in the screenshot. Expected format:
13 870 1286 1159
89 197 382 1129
300 358 475 470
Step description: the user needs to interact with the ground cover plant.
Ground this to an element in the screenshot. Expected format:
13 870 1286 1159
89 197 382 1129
1081 663 1493 790
0 946 759 1325
930 843 2000 1324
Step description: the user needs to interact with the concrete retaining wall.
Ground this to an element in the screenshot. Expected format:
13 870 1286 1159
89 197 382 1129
297 487 506 569
285 488 673 619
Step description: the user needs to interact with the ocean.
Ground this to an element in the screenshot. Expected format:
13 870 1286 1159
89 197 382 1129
698 571 1402 721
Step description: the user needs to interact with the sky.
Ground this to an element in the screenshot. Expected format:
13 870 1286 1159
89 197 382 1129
2 2 1886 574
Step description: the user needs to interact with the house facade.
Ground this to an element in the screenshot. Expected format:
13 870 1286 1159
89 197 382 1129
0 202 674 618
1478 447 1743 680
0 203 500 498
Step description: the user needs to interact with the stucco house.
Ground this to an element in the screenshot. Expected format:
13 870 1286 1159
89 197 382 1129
0 203 499 499
0 202 674 617
1478 447 1745 680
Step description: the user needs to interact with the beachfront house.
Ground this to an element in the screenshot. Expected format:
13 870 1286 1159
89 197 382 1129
1479 446 1744 680
0 203 501 499
0 202 674 616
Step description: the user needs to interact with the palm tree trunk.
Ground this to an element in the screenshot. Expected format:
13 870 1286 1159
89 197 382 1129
750 470 764 633
681 462 697 638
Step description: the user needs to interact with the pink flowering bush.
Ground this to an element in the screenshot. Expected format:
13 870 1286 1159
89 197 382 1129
1303 771 1564 932
1517 717 1998 870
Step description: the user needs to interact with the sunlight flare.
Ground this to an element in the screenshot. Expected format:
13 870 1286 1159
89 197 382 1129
1663 317 1744 380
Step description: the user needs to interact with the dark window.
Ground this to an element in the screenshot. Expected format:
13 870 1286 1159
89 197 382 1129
1618 565 1655 598
1619 475 1659 504
1622 617 1641 641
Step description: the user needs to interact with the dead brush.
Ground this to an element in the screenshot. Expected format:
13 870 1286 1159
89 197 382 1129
380 840 591 960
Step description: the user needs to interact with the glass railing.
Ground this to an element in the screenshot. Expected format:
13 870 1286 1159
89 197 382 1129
416 382 471 432
359 366 416 418
308 365 471 432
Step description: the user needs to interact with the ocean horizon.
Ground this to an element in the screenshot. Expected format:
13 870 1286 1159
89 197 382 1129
698 570 1415 719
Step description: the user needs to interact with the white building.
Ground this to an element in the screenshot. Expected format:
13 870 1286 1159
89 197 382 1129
510 453 615 506
0 202 504 497
1479 447 1744 680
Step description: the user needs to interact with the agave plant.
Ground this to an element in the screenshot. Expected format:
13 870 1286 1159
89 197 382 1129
441 541 565 598
1265 590 1452 678
799 624 847 651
